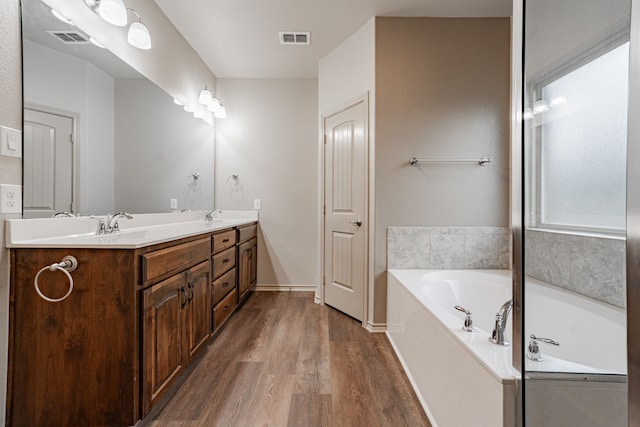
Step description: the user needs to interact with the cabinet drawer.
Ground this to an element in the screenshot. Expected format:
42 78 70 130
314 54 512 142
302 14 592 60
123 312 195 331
213 288 237 330
238 223 257 243
212 229 236 253
212 268 236 307
143 238 210 284
212 246 236 278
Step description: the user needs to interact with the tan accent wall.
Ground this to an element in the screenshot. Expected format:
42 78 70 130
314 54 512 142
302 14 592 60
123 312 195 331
374 17 511 322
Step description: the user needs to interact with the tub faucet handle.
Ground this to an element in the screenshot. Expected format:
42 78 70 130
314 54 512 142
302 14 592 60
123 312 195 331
454 305 475 332
527 333 560 362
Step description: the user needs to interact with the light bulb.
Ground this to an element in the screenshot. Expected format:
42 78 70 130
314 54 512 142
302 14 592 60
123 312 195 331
199 87 213 105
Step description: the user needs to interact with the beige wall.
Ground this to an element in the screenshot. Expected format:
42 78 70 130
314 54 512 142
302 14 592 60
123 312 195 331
214 79 319 287
0 2 22 423
374 17 511 322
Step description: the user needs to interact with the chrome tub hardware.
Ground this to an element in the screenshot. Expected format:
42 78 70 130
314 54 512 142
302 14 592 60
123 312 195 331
490 299 513 346
527 334 560 362
454 305 475 332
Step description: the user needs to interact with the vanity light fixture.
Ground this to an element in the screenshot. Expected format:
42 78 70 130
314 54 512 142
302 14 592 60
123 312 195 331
207 96 221 113
51 8 74 26
173 98 183 106
84 0 128 27
533 99 550 114
549 96 567 108
127 9 151 50
199 86 213 106
214 104 226 119
523 107 534 120
184 105 194 113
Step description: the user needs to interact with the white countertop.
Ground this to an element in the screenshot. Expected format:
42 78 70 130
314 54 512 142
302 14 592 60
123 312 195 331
5 211 258 249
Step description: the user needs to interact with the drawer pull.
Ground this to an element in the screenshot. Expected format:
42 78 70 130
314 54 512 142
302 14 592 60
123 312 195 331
223 304 231 311
222 259 230 264
223 238 230 243
222 282 230 288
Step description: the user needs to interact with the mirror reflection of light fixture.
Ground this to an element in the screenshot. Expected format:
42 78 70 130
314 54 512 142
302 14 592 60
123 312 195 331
184 105 194 113
51 8 74 25
89 37 106 49
550 96 567 108
126 9 151 50
84 0 128 27
207 96 221 112
523 107 534 120
199 86 213 105
173 98 183 106
214 104 226 119
533 99 550 114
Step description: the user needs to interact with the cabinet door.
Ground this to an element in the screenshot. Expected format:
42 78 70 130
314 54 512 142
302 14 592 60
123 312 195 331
186 261 211 359
238 239 253 299
143 273 188 415
250 237 258 286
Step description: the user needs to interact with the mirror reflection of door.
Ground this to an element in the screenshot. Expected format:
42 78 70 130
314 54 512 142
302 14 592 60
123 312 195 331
23 108 75 218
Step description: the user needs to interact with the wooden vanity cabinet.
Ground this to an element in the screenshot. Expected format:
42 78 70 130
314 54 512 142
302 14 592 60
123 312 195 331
211 228 237 331
237 223 258 302
141 238 211 415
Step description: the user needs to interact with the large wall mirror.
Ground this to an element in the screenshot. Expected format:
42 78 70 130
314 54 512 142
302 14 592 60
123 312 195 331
21 0 215 218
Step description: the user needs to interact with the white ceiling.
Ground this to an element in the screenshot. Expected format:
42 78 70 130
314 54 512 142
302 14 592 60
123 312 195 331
154 0 512 79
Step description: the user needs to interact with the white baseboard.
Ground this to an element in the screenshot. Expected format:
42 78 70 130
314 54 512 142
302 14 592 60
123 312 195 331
253 284 317 292
365 321 387 333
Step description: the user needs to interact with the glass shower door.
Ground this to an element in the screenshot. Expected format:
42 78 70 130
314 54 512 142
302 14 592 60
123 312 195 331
522 0 631 425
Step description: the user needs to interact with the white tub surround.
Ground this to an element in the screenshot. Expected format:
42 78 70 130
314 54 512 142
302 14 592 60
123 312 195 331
387 269 518 427
5 210 258 249
387 227 510 270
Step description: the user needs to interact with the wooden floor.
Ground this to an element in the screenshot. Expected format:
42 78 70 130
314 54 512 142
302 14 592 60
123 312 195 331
147 291 431 427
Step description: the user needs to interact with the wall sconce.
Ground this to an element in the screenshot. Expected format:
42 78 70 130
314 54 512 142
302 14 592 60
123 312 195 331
199 86 213 105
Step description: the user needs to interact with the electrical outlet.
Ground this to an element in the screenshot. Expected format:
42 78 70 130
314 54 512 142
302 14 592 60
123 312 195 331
253 198 261 210
170 198 178 209
0 184 22 214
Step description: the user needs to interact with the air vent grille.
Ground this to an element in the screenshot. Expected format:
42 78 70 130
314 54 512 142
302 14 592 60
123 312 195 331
279 32 310 45
48 30 90 44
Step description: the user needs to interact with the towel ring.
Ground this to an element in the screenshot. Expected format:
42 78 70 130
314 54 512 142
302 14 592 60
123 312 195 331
34 255 78 303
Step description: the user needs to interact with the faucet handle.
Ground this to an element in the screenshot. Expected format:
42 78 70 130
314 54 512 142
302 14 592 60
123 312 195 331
454 305 475 332
527 333 560 362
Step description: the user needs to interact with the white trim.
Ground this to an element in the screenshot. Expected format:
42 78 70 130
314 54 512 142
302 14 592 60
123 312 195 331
253 284 317 292
319 92 370 327
365 321 386 333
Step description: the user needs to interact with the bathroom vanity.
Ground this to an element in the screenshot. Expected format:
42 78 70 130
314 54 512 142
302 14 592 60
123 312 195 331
5 213 258 426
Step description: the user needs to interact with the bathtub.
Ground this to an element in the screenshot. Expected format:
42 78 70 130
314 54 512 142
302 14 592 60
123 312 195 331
386 269 628 427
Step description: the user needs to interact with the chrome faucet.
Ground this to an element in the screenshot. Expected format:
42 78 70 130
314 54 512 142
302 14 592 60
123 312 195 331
52 212 75 218
106 212 133 233
205 209 222 223
490 299 513 346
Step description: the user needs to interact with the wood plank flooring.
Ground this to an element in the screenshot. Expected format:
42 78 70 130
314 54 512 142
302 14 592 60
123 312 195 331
146 292 431 427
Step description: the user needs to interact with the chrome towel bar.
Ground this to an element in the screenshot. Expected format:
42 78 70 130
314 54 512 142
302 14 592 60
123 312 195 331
409 157 492 166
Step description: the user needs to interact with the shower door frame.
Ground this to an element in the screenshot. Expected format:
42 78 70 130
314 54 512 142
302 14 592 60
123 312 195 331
626 0 640 423
512 0 640 424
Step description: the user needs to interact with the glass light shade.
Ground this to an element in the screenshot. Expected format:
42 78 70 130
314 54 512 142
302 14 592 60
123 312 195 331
214 104 226 119
128 21 151 50
98 0 127 26
51 9 73 25
184 105 194 113
207 97 221 112
550 96 568 108
173 98 183 106
194 109 204 119
523 107 534 120
533 99 550 114
199 87 213 105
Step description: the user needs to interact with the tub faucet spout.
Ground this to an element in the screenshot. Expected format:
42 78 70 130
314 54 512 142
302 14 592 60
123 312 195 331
490 299 513 346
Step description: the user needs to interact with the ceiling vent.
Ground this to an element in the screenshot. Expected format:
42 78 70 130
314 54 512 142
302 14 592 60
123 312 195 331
279 32 310 45
48 30 90 44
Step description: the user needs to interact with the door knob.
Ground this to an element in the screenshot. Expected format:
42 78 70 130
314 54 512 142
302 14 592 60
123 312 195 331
349 219 363 227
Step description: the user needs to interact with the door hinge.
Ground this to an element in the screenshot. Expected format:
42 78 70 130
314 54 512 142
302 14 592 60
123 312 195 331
323 134 327 144
323 275 325 286
70 133 75 144
323 205 326 215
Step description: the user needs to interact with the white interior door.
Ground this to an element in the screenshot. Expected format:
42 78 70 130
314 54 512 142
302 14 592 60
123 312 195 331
323 99 367 321
23 109 74 218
